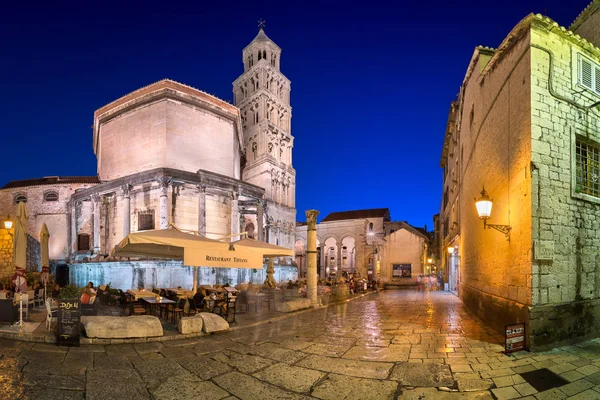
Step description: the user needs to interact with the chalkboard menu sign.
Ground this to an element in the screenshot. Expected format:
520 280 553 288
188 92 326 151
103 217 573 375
57 299 81 347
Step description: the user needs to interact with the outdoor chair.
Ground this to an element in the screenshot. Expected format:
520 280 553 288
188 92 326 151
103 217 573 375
45 299 57 331
27 290 35 309
34 289 45 308
0 292 6 300
129 301 146 316
187 297 199 317
20 294 30 319
119 290 133 310
172 298 186 324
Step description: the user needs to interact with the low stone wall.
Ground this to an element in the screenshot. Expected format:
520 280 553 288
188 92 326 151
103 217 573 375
530 299 600 350
69 260 298 290
460 284 530 345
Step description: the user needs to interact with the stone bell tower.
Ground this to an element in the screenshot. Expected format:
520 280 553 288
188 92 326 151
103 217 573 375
233 24 296 249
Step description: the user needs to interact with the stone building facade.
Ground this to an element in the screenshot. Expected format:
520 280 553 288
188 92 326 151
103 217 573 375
439 1 600 349
0 28 298 289
295 209 429 285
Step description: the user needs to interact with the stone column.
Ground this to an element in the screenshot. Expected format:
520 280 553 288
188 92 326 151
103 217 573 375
257 201 264 242
337 244 342 278
231 192 240 241
320 244 327 279
197 184 206 235
121 184 131 239
70 200 78 255
158 177 171 229
91 194 101 254
306 209 319 307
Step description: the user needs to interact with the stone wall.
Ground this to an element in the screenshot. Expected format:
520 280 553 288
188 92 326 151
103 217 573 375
571 4 600 48
528 19 600 348
98 98 239 182
381 229 426 285
69 260 297 290
453 21 534 336
26 234 41 273
0 183 95 261
0 229 13 279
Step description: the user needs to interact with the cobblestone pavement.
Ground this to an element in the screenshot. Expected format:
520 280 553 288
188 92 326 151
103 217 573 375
3 290 600 399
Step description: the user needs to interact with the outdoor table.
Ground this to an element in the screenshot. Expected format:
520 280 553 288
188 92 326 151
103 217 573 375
127 289 158 301
248 293 269 312
142 297 176 319
167 288 195 298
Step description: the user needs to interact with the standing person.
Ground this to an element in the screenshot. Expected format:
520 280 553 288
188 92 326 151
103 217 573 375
423 275 430 290
432 275 438 291
417 275 422 291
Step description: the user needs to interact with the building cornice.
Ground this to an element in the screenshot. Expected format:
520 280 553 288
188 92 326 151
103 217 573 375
71 167 264 201
569 0 600 31
233 61 291 86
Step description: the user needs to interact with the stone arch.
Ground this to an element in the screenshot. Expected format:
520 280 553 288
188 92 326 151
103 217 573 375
341 236 356 273
245 222 255 239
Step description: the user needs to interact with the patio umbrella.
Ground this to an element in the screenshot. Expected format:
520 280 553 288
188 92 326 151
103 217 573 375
113 228 262 293
40 224 50 300
11 202 28 328
227 238 294 287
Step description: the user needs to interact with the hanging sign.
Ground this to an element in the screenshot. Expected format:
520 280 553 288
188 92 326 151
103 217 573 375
505 323 526 353
57 299 81 347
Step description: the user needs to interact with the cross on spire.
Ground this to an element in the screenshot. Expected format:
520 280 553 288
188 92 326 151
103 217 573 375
258 19 266 30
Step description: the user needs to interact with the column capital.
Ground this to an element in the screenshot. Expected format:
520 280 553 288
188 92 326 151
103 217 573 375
121 184 132 198
90 193 101 204
305 210 319 228
196 184 207 193
157 176 171 188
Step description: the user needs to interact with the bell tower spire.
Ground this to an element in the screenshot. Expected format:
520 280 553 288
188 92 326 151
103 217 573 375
233 23 296 248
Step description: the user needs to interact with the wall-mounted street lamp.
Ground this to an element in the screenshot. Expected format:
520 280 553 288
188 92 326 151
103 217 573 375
3 216 13 230
447 246 455 254
475 186 511 241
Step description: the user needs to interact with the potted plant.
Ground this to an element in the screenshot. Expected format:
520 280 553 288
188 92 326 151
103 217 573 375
59 284 80 300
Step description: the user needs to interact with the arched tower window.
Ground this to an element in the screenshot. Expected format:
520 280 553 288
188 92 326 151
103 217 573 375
263 50 266 59
368 222 374 233
257 51 262 60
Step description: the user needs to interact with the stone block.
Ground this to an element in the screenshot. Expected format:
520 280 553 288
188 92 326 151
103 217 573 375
82 316 163 339
196 312 229 333
275 298 312 313
178 316 204 335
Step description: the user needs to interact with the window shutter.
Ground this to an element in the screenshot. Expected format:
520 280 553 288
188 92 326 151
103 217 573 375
595 66 600 94
581 56 594 90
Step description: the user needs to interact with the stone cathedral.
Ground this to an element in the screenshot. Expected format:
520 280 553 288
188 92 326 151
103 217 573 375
0 28 298 289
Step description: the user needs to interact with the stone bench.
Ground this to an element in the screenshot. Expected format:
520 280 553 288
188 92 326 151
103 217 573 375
275 298 312 313
82 316 163 339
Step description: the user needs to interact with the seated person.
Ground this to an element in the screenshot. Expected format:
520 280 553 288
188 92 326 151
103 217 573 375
86 282 97 295
51 284 61 299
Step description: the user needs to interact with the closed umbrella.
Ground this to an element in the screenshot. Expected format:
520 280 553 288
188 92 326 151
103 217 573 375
11 202 28 328
40 224 50 300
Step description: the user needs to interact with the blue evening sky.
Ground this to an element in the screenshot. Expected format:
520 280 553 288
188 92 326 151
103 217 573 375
0 0 590 228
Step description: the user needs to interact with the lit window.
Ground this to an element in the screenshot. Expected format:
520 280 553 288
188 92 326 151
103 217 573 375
138 210 155 231
44 191 59 202
576 138 600 198
14 194 27 204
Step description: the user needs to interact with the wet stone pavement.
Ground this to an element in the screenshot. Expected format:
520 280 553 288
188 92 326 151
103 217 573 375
3 291 600 399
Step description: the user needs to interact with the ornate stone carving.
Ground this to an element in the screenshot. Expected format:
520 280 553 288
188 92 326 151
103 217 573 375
121 184 132 198
306 210 319 227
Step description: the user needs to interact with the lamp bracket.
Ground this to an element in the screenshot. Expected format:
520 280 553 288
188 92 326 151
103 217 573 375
483 220 511 241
